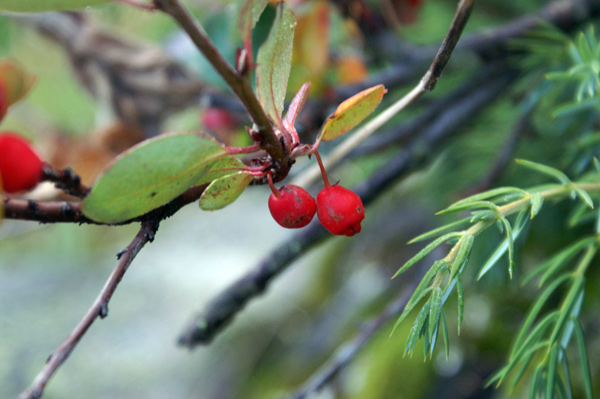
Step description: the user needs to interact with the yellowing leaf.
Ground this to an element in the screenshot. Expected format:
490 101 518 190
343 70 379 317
0 0 109 12
0 60 36 106
82 133 226 223
318 84 386 142
198 171 254 211
256 1 296 129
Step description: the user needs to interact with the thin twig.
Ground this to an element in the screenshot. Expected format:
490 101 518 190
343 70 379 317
177 69 516 348
289 282 416 399
18 220 160 399
292 0 476 188
41 165 90 198
152 0 285 164
3 184 208 225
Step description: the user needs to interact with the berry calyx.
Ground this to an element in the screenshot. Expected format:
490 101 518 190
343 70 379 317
0 132 44 193
314 151 365 236
268 174 317 229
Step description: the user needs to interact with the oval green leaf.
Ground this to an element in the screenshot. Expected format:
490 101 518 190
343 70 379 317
256 1 295 129
83 133 226 223
318 84 386 142
198 171 254 211
0 0 109 12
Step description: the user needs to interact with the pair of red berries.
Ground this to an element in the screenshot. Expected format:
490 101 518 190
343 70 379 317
268 153 364 236
0 131 44 193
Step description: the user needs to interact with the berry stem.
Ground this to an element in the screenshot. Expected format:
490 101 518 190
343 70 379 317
314 151 331 188
267 172 280 197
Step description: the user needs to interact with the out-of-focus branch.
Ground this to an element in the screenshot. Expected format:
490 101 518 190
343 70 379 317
177 68 517 348
337 0 600 99
18 220 160 399
152 0 286 166
289 282 416 399
293 0 475 188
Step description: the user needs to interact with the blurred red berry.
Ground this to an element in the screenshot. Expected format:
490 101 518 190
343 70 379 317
316 184 364 236
269 184 317 229
0 132 44 193
202 108 237 134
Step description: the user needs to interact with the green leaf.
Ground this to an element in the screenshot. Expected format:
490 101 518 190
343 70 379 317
573 187 594 209
530 192 544 218
317 84 387 142
499 217 515 278
408 217 472 244
516 159 571 185
440 310 449 360
456 275 464 335
256 1 295 129
447 187 527 209
450 234 473 280
394 232 461 277
0 0 109 12
477 212 527 280
196 156 246 186
549 277 584 344
572 318 594 399
511 276 569 359
437 200 500 215
83 133 225 223
238 0 269 47
427 288 443 353
198 171 254 211
523 237 595 286
547 345 559 399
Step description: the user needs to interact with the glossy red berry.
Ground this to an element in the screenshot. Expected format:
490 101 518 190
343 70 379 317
317 185 364 236
0 132 44 193
269 185 317 229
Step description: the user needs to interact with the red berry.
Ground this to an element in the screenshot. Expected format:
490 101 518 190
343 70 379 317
317 185 364 236
0 132 44 193
269 185 317 229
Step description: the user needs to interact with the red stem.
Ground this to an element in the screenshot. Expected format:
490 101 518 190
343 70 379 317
314 151 331 188
267 173 280 197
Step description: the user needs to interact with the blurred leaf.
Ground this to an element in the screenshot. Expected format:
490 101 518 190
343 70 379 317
256 1 295 129
0 60 35 106
449 233 473 279
198 171 253 211
573 187 594 208
238 0 269 49
516 159 571 184
0 0 109 12
83 133 226 223
294 1 329 76
318 84 386 142
572 318 594 399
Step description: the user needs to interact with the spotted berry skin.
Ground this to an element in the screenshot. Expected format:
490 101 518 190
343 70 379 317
317 185 364 236
269 185 317 229
0 132 44 193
